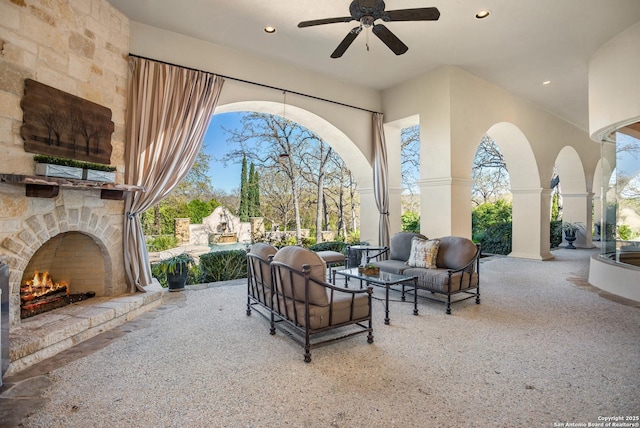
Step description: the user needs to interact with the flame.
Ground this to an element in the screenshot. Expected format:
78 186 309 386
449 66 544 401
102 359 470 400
21 271 68 301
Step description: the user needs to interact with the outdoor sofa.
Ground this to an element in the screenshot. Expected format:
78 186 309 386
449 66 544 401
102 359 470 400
369 232 481 314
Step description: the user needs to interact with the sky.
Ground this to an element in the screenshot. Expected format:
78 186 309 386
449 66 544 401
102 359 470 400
202 112 246 193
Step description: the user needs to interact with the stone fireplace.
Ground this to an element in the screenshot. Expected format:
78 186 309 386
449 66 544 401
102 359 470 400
0 186 128 329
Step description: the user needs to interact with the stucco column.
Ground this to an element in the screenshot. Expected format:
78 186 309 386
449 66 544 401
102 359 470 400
419 177 472 239
561 192 595 248
510 188 554 260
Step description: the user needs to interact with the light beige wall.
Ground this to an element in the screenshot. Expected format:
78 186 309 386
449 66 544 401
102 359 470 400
589 21 640 140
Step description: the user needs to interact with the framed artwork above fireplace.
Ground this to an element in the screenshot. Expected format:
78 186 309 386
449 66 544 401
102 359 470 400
20 79 114 165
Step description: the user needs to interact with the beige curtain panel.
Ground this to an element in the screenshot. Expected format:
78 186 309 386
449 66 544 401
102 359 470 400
373 112 390 249
124 56 224 292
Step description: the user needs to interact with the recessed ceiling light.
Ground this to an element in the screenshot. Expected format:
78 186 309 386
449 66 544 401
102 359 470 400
264 26 276 34
542 80 551 85
475 10 491 19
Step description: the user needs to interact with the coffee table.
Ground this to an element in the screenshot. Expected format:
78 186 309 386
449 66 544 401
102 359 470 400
333 268 418 325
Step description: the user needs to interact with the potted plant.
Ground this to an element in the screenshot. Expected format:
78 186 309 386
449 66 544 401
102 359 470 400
562 221 582 249
158 253 195 291
34 155 116 182
34 155 83 179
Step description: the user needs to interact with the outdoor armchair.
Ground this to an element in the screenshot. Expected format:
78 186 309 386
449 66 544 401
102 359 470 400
270 246 374 362
246 242 278 322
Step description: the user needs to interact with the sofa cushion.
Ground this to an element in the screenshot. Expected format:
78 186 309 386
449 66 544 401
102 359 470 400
404 268 479 293
369 259 410 275
436 236 478 270
406 237 440 268
389 232 427 261
272 246 329 306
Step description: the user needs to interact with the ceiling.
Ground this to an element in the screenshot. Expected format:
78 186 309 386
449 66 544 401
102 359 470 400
107 0 640 131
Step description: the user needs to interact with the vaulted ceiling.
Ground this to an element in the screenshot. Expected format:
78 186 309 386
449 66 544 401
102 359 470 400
107 0 640 131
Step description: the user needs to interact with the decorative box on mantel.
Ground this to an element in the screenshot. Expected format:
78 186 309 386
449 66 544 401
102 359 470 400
83 169 115 183
35 163 83 180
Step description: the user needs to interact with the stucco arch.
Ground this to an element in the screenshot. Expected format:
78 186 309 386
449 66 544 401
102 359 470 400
214 101 371 187
555 146 594 248
484 122 553 259
485 122 539 190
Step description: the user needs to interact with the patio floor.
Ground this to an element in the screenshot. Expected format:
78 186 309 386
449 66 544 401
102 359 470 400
1 246 638 427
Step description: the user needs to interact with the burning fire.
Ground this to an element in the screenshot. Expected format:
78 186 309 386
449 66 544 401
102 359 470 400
20 271 68 302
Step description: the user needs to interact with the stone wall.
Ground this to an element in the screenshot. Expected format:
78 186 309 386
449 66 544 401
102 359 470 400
0 0 131 327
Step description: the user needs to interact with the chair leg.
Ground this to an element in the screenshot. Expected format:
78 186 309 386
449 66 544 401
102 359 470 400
446 294 452 314
246 297 251 316
269 312 276 335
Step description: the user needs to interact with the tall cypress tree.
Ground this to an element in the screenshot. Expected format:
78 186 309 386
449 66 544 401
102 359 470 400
238 155 249 221
248 163 261 217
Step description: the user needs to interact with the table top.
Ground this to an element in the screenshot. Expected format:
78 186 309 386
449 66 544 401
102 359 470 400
334 267 416 286
347 245 387 251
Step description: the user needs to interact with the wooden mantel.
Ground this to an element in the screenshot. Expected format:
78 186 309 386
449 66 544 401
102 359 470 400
0 174 145 200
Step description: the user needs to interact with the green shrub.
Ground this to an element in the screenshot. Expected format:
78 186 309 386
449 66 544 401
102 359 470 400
550 220 563 248
146 235 178 252
402 211 420 232
308 241 347 253
476 222 512 255
199 250 248 282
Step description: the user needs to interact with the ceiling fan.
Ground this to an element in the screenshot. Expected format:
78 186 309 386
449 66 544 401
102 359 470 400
298 0 440 58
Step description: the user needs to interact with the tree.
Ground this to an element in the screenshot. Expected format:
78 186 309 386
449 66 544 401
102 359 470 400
472 135 511 205
141 146 215 236
238 155 249 221
222 113 317 244
248 162 261 217
401 125 420 194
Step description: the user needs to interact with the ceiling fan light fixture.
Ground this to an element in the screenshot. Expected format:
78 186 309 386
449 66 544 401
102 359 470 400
475 10 491 19
264 26 276 34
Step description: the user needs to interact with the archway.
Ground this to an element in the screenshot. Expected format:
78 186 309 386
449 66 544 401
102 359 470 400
212 101 376 241
485 122 552 259
555 146 594 248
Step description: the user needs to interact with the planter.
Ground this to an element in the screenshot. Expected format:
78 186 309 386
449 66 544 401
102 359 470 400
564 231 577 249
35 163 83 180
83 169 115 183
166 263 188 291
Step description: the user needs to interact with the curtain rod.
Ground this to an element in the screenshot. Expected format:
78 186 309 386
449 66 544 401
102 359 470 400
128 53 381 115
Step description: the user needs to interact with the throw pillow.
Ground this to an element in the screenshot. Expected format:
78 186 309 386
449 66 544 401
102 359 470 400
406 237 440 269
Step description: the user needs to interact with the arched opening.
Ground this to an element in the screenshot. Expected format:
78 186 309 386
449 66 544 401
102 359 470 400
554 146 593 248
484 122 550 259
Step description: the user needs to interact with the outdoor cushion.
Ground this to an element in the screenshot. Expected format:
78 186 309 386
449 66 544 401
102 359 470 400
389 232 427 261
272 246 329 306
369 259 410 275
276 292 370 329
249 242 277 286
436 236 478 270
406 237 440 268
404 267 479 293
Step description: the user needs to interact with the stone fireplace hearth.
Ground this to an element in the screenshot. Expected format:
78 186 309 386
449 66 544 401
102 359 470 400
0 186 128 330
0 184 164 377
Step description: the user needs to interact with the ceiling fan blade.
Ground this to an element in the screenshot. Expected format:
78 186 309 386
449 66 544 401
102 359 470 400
298 16 353 28
372 24 408 55
331 27 362 58
385 7 440 22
